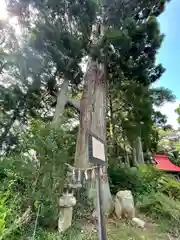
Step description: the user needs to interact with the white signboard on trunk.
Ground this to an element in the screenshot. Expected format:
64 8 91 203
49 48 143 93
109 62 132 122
88 132 107 165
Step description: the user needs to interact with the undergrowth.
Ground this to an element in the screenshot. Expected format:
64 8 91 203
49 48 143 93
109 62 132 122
109 163 180 233
1 121 180 239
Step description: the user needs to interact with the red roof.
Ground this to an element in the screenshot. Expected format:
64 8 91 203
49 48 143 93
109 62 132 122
154 154 180 172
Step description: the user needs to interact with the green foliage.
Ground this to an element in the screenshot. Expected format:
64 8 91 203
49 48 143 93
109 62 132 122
0 120 77 237
1 0 170 155
138 192 180 227
157 174 180 200
109 163 180 229
156 128 180 166
150 87 175 107
109 164 163 201
21 223 82 240
175 104 180 125
0 186 22 239
107 79 175 160
0 191 8 236
0 0 176 237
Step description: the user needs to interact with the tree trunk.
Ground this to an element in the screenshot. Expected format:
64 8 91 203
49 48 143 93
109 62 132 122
132 142 138 166
124 144 130 167
132 137 144 165
136 137 144 164
122 130 130 166
52 79 69 127
108 91 118 157
74 60 113 216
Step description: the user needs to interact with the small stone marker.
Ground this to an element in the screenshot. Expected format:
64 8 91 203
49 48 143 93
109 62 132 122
58 192 76 233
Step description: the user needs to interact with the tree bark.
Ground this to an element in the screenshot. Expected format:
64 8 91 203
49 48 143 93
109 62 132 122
133 137 144 165
132 142 138 166
124 143 130 167
109 91 118 157
52 79 69 127
74 60 113 216
136 136 144 164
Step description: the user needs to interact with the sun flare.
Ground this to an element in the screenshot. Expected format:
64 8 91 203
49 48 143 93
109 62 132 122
0 0 8 20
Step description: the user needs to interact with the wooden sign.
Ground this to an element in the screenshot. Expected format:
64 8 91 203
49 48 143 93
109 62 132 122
88 132 107 165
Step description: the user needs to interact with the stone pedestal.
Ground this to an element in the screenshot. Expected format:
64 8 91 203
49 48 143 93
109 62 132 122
58 192 76 233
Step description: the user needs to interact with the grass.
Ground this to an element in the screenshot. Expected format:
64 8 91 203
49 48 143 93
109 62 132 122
81 222 169 240
107 222 168 240
22 217 175 240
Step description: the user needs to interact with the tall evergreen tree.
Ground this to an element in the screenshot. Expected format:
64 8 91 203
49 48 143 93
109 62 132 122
2 0 170 214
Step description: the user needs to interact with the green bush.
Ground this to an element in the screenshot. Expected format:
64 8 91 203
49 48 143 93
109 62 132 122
0 120 77 238
0 191 8 236
109 162 180 232
109 164 163 201
157 174 180 200
137 192 180 227
0 187 22 240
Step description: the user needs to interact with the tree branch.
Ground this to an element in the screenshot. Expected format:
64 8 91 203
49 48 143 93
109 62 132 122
67 99 80 112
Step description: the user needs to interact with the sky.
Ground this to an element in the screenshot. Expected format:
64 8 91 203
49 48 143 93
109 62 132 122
0 0 180 128
0 1 7 20
156 0 180 129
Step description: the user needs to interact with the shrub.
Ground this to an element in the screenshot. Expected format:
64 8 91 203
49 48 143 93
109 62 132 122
157 174 180 200
109 164 163 201
0 120 77 237
109 163 180 229
137 192 180 228
0 187 22 240
0 191 8 237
